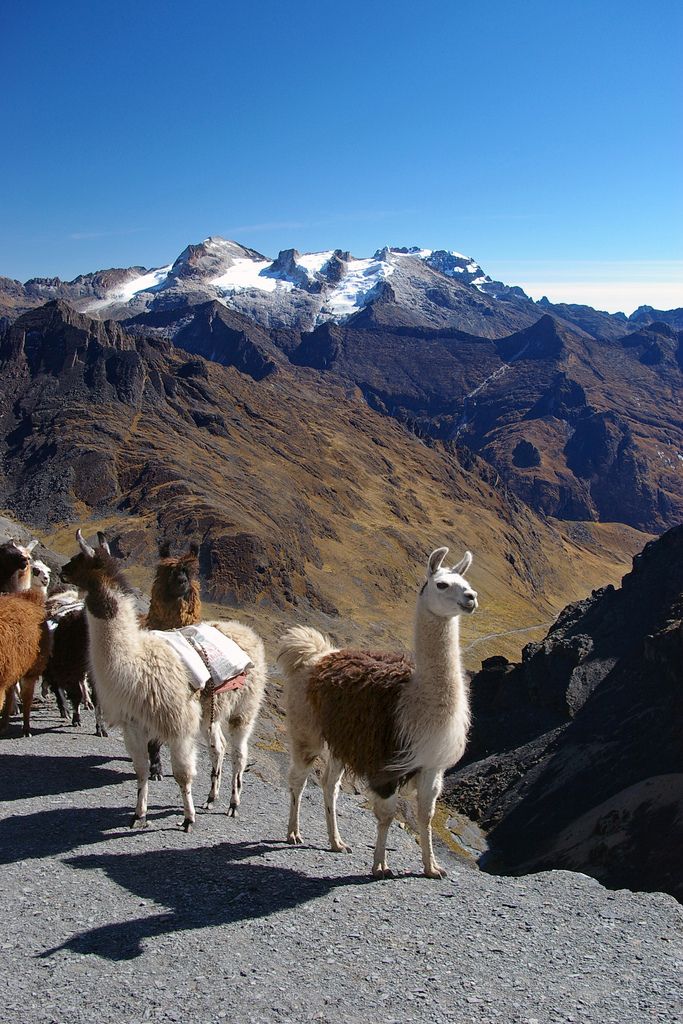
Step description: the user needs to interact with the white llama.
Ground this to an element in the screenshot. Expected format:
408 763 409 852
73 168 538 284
62 530 266 830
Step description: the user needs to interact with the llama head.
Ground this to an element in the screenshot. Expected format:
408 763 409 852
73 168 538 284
421 546 477 618
153 541 200 601
61 530 130 598
0 540 33 593
31 559 52 594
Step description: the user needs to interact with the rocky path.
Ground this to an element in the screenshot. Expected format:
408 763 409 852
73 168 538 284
1 706 681 1024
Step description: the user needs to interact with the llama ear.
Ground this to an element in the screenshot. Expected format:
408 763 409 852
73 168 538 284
158 541 171 558
188 542 200 557
26 539 39 554
453 551 473 576
76 529 95 557
428 547 449 576
96 532 111 555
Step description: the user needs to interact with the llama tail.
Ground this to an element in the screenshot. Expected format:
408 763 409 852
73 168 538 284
277 625 335 676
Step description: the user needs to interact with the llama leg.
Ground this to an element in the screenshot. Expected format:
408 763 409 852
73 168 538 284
416 769 447 878
71 691 82 727
370 784 399 878
55 687 69 720
20 676 37 737
93 688 108 737
287 740 319 845
203 722 225 810
122 725 151 828
80 676 94 711
322 755 351 852
1 684 18 727
227 717 254 817
169 734 197 833
0 689 11 733
148 738 163 781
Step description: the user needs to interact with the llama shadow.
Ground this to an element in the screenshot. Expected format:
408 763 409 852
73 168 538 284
42 840 375 961
0 753 123 801
0 803 136 864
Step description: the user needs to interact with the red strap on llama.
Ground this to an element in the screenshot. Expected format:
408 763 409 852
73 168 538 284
212 671 248 694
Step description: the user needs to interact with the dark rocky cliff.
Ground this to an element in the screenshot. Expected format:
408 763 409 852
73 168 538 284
444 525 683 901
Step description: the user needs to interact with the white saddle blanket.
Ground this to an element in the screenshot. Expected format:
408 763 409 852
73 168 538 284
150 623 253 691
46 599 85 632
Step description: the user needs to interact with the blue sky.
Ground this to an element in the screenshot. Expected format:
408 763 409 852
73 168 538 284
2 0 681 312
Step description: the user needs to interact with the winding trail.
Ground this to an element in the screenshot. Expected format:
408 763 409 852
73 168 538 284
452 340 530 441
463 621 553 653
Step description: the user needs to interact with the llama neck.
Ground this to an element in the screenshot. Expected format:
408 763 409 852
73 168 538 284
85 586 141 668
413 600 465 712
394 598 470 773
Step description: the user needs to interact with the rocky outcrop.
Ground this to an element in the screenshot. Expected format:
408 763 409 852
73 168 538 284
444 525 683 901
126 301 284 381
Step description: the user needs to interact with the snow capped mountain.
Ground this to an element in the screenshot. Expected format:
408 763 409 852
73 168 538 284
66 236 532 333
5 235 655 340
393 246 488 286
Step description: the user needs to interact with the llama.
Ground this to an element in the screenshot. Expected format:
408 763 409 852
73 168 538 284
0 586 49 736
0 541 50 735
30 559 51 596
143 538 266 816
41 606 99 731
144 541 202 780
0 539 37 593
0 540 47 733
146 541 202 630
278 546 477 878
62 530 266 829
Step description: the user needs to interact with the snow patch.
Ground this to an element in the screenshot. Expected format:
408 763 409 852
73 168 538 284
323 256 395 317
83 265 172 311
211 258 294 294
296 251 335 276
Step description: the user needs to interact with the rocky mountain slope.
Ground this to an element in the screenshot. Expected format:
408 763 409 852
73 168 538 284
444 524 683 901
0 301 646 660
5 240 681 546
290 310 683 532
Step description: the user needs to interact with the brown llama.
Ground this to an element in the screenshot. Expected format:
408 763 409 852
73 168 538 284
144 541 202 779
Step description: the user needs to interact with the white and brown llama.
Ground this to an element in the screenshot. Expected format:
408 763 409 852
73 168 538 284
61 530 266 830
278 546 477 878
143 538 265 816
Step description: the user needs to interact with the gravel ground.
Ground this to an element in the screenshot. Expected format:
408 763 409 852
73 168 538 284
1 704 681 1024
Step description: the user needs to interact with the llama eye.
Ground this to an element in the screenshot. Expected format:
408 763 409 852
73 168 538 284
436 581 449 590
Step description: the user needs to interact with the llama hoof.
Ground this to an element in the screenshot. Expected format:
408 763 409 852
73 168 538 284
331 842 353 853
180 818 194 833
287 832 304 846
228 803 238 818
22 729 33 738
96 727 109 737
72 717 81 727
201 800 214 811
372 865 394 879
150 771 163 782
130 816 148 829
424 865 448 879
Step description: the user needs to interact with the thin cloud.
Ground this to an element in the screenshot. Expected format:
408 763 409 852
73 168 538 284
69 228 145 241
491 259 683 282
519 280 683 315
223 210 417 235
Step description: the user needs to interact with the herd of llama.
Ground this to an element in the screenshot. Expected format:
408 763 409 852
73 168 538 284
1 530 477 878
